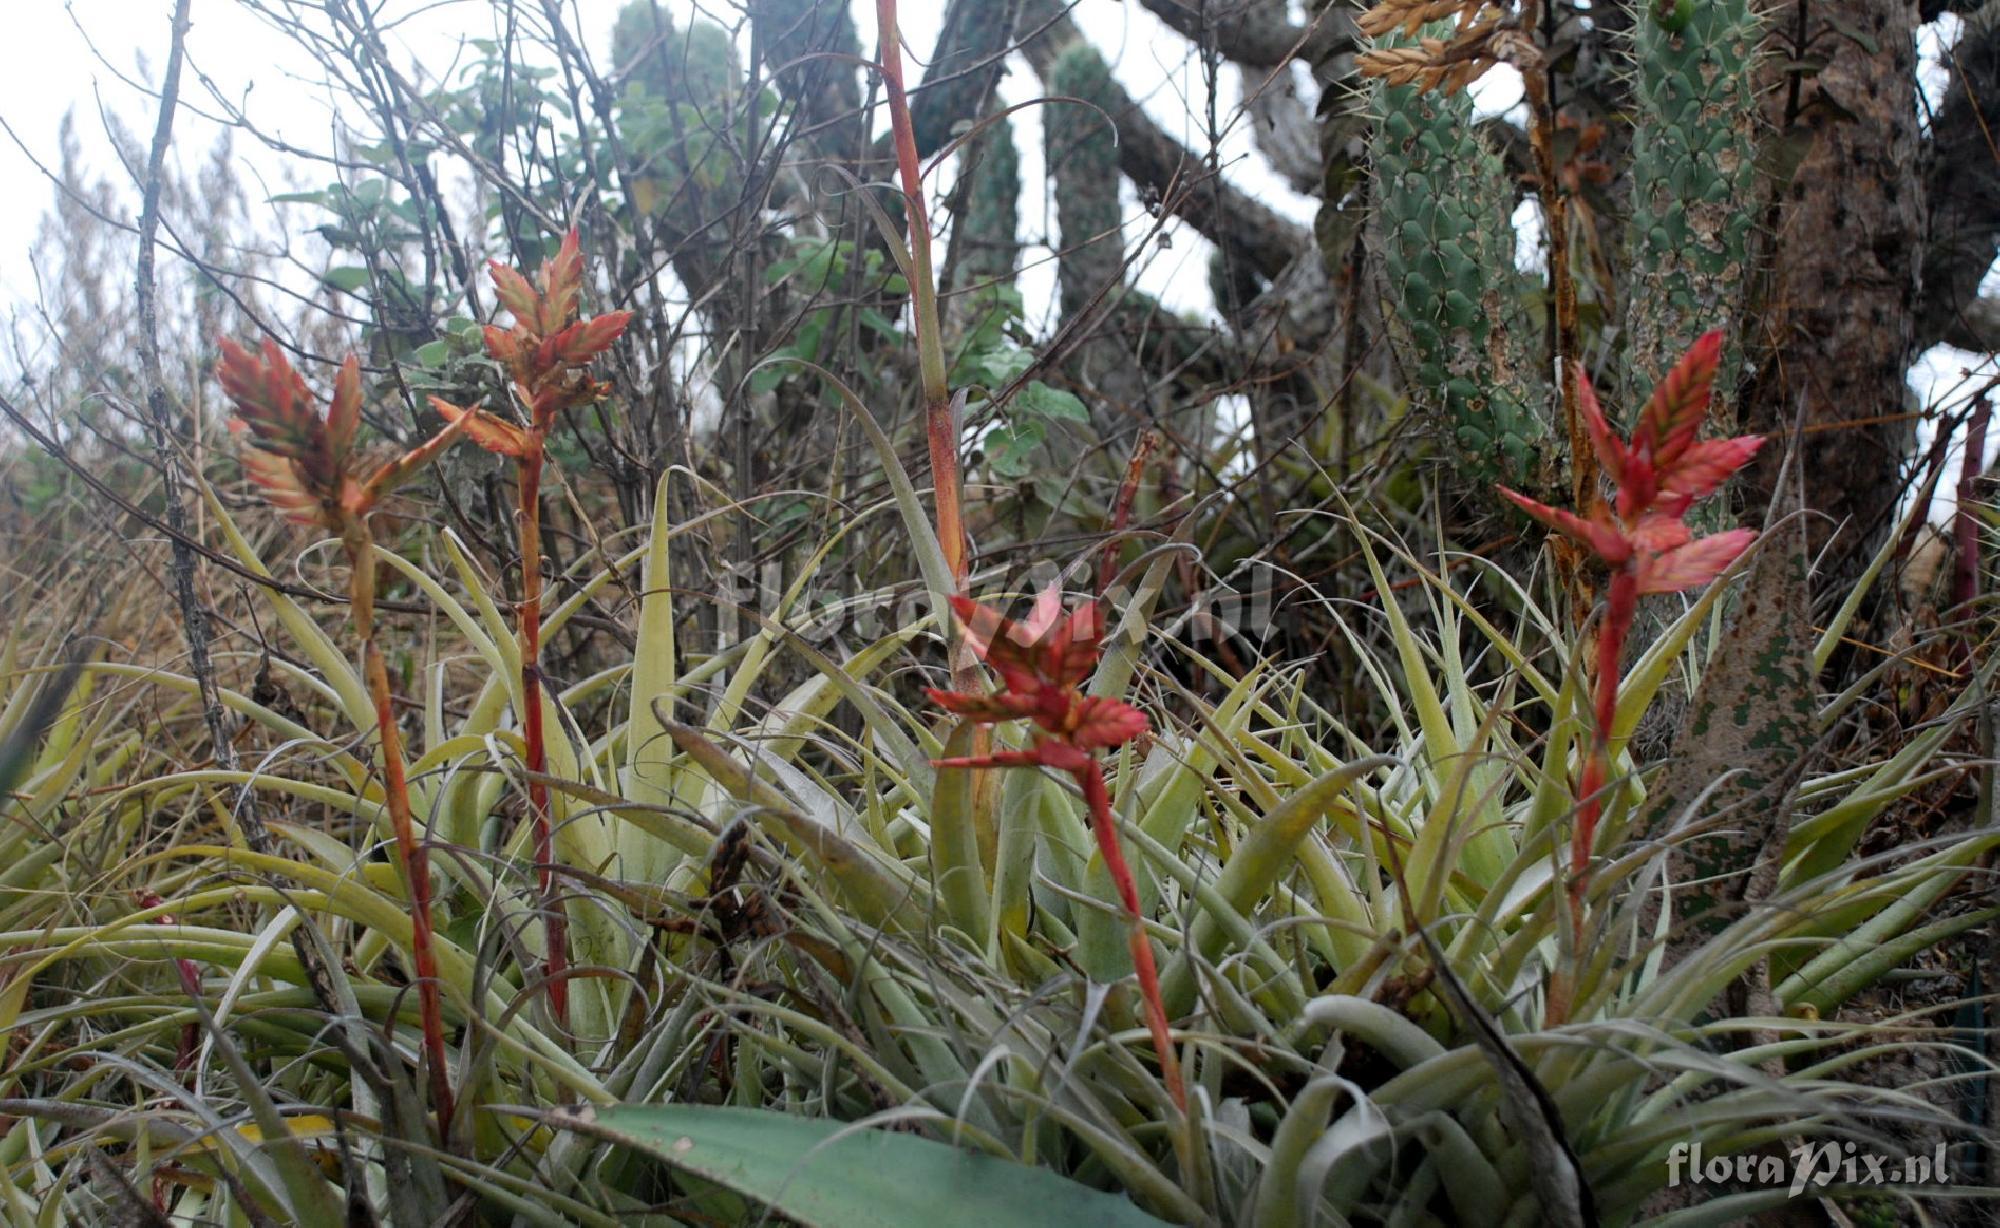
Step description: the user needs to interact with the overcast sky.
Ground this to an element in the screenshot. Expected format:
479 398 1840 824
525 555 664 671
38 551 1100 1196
0 0 1318 332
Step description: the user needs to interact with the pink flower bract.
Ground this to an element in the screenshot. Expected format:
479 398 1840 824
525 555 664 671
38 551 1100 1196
1499 329 1764 594
926 584 1149 768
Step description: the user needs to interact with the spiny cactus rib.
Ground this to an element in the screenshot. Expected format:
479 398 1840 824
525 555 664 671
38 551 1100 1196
613 5 740 108
1620 0 1763 426
1046 43 1126 323
1368 35 1550 493
957 117 1021 292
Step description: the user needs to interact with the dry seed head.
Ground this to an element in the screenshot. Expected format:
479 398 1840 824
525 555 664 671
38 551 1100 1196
1356 0 1531 94
1357 41 1491 94
1357 0 1500 39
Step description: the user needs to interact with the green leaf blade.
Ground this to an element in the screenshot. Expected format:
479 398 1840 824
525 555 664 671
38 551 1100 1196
555 1104 1174 1228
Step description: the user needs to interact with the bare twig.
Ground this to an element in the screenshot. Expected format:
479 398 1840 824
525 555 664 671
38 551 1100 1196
134 0 237 776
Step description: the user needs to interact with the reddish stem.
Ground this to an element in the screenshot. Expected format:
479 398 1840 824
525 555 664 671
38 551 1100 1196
925 406 967 585
1954 397 1990 613
876 0 964 594
1567 567 1636 943
1075 760 1186 1114
360 623 455 1135
517 444 569 1028
1099 432 1157 596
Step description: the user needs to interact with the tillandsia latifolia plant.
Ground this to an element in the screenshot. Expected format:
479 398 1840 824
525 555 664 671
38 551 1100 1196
1497 331 1763 1017
430 231 633 1029
925 586 1184 1113
881 0 1188 1119
216 337 467 1131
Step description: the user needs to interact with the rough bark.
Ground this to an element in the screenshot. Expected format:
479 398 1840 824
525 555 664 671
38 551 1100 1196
1018 0 1310 283
1136 0 1325 67
1917 7 2000 353
1741 0 1924 581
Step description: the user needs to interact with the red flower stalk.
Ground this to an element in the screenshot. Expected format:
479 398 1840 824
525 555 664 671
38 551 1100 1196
431 230 631 1029
219 336 465 1132
137 891 203 1070
138 890 202 1212
875 0 963 591
926 586 1184 1113
1497 331 1762 933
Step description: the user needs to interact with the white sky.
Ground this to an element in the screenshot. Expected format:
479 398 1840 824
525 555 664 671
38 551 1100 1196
0 0 1314 325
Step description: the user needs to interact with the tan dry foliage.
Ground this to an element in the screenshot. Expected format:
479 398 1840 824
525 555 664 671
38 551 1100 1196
1355 0 1541 95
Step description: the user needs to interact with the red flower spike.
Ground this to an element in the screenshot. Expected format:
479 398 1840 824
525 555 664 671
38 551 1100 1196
1068 695 1151 750
487 259 542 329
1499 332 1761 994
213 335 467 1131
235 442 326 525
219 337 465 534
1660 435 1765 501
1497 487 1633 565
218 338 330 473
464 232 627 449
536 229 584 335
1502 338 1760 599
452 230 625 1033
1635 529 1758 595
431 396 534 460
553 311 635 366
1627 511 1691 555
926 583 1178 1112
327 355 363 469
1633 328 1722 470
926 687 1041 723
933 584 1145 752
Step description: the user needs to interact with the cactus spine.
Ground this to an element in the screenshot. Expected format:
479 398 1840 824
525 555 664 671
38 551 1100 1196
613 5 740 111
957 116 1021 293
1369 44 1551 493
1046 43 1127 323
1620 0 1763 422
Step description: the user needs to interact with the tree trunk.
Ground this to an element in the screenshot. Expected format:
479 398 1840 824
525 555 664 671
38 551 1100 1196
1741 0 1924 582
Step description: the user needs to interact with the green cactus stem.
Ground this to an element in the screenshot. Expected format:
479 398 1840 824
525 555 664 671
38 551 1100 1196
1620 0 1763 425
956 116 1021 293
1046 43 1127 322
1369 50 1551 494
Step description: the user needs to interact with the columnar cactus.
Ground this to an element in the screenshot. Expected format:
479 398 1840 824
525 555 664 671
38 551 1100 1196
1620 0 1764 421
1046 43 1127 323
1360 1 1765 499
956 117 1021 293
1369 49 1552 494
